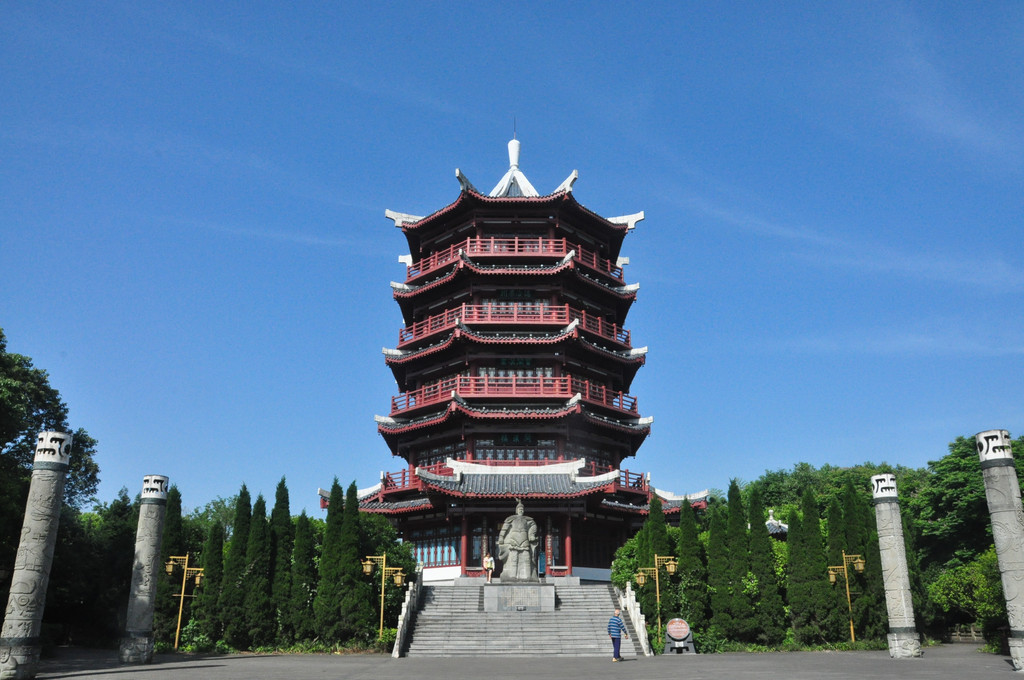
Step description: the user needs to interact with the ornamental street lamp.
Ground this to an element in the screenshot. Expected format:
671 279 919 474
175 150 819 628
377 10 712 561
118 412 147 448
165 554 204 650
362 554 406 638
827 550 866 642
634 553 678 638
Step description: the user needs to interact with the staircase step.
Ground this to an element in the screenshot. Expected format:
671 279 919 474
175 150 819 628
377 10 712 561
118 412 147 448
402 583 644 657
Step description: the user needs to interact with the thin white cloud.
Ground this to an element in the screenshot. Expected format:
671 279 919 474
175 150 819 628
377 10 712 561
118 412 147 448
760 327 1024 358
1 122 373 212
146 214 351 248
175 23 462 116
663 188 1024 292
881 6 1021 159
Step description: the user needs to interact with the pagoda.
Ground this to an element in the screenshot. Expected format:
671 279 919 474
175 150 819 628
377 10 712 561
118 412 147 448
348 140 706 582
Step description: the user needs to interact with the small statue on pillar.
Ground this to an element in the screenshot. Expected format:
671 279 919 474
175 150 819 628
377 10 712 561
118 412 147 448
497 499 539 582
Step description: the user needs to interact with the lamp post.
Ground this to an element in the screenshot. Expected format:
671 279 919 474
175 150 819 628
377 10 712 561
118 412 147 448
634 553 678 638
362 554 406 638
165 554 204 650
827 550 866 642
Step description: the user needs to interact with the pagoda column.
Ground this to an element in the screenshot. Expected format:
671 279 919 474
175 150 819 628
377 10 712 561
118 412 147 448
870 474 922 658
564 516 573 574
119 475 170 664
977 429 1024 670
0 431 73 680
482 516 489 568
460 515 468 576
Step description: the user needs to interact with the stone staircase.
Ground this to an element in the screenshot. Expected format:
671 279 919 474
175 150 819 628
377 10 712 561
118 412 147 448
403 582 643 657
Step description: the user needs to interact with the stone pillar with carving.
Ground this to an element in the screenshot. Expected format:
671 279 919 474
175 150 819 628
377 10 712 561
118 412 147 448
977 429 1024 670
871 473 922 658
0 431 73 680
119 475 170 664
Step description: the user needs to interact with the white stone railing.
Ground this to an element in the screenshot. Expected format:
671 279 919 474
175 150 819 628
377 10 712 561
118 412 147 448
391 565 424 658
617 582 651 656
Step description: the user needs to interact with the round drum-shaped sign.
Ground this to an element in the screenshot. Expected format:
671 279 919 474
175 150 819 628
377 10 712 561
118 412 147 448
666 618 690 640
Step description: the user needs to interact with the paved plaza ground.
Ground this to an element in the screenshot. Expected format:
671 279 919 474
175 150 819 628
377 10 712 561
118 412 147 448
32 643 1020 680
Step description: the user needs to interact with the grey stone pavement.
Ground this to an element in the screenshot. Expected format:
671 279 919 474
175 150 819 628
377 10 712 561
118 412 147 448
33 644 1021 680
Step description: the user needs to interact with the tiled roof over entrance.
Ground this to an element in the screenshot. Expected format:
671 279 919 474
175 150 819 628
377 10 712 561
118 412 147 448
418 470 615 498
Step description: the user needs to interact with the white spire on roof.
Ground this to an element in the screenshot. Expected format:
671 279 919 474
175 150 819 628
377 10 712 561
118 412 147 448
489 138 540 198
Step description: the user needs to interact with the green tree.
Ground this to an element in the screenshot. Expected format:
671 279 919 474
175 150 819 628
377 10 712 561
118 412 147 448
838 479 886 641
46 489 137 645
1 329 100 597
788 488 843 643
243 495 274 648
219 484 251 648
360 513 416 633
313 479 345 642
193 520 224 640
154 485 184 644
676 501 709 632
748 487 786 645
706 506 732 635
905 436 1024 571
289 511 318 642
635 495 672 626
337 481 375 640
269 477 293 643
724 480 755 641
610 534 640 591
927 547 1005 646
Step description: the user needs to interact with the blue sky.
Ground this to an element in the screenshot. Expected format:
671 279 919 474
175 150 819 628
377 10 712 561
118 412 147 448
2 2 1021 515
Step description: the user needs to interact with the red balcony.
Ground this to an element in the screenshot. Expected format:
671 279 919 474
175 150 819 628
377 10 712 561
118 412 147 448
404 237 624 284
571 378 639 414
397 303 631 347
388 375 639 416
390 375 572 415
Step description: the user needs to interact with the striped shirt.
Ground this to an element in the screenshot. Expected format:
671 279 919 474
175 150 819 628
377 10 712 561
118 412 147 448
608 615 627 638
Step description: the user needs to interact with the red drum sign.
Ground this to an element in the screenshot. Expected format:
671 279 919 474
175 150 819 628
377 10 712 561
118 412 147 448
666 618 690 640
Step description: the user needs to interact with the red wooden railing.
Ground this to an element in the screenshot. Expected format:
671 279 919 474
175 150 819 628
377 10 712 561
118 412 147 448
389 375 639 416
404 237 624 283
618 469 647 491
571 378 638 413
390 375 571 414
397 303 631 347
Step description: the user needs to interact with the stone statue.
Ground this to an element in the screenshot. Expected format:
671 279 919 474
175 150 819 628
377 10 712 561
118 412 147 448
497 499 539 582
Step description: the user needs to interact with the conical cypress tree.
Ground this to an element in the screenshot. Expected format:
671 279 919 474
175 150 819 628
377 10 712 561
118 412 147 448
636 495 671 624
748 487 786 645
153 485 184 644
337 481 375 640
193 520 224 640
824 490 858 641
647 494 671 558
843 480 885 640
789 488 839 644
725 480 755 641
707 506 733 636
243 495 274 648
313 479 345 642
269 477 293 643
289 511 318 642
677 501 709 631
220 484 251 648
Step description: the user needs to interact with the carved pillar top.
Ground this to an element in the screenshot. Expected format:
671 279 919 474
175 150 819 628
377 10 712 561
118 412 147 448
977 430 1013 462
141 475 170 502
33 431 73 467
871 473 898 501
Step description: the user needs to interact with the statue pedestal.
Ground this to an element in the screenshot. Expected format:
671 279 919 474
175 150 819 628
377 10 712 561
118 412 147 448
483 583 555 612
